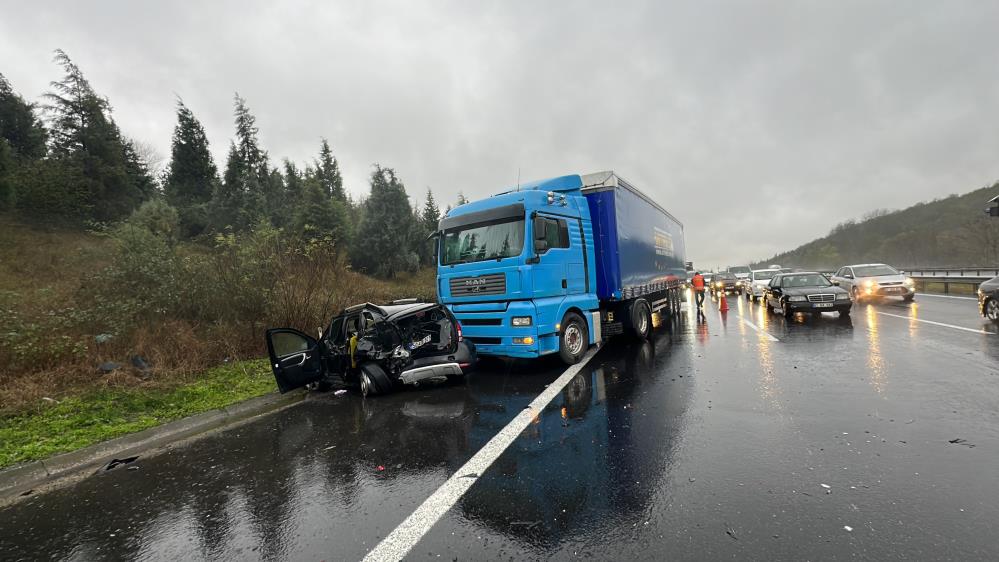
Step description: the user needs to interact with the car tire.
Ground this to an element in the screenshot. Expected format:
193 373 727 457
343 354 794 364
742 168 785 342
781 300 793 318
629 299 652 340
839 309 851 318
559 312 589 365
359 362 393 397
986 298 999 324
903 294 915 302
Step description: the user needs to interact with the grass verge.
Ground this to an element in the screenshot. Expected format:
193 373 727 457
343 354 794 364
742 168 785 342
0 359 275 470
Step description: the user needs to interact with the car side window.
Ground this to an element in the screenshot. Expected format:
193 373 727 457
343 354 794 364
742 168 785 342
344 314 361 338
846 267 854 278
327 317 345 343
835 268 844 277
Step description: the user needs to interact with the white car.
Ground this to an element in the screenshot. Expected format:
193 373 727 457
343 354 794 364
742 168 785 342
830 263 915 302
744 268 780 302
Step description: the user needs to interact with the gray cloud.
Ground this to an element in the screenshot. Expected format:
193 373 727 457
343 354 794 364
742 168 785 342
3 0 998 268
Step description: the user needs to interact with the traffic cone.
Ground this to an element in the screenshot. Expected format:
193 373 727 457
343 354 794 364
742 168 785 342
719 293 729 312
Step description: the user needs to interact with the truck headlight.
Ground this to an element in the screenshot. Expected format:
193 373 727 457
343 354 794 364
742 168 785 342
836 293 850 300
788 296 806 302
511 316 532 327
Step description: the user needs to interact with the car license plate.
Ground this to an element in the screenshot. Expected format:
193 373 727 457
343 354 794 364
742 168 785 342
885 288 901 294
814 303 833 308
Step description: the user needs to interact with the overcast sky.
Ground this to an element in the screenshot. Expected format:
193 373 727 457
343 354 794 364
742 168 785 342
3 0 999 268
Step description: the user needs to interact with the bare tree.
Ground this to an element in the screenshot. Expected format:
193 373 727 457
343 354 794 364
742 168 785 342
130 138 166 179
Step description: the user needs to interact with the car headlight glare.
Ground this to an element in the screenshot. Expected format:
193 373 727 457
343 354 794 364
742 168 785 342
836 293 850 300
716 282 724 288
788 296 806 302
511 316 532 327
904 277 915 286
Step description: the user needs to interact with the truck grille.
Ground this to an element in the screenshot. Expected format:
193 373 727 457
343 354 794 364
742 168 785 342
807 294 835 303
450 273 505 297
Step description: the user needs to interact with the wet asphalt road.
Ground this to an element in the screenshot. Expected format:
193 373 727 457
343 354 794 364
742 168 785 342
2 292 998 561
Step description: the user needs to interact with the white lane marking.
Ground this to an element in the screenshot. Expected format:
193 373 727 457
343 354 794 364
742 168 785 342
362 346 601 562
913 293 977 301
875 311 993 335
739 316 779 342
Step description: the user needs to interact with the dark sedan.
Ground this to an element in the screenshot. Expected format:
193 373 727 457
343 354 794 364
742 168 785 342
709 272 743 295
764 272 852 318
266 300 476 397
979 275 999 324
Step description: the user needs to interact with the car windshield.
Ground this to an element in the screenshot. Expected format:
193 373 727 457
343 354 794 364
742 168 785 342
752 270 776 280
781 274 831 288
729 266 751 274
441 218 525 265
853 265 899 277
715 273 736 280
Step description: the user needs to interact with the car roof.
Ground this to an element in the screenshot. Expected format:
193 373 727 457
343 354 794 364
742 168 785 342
843 263 888 268
381 302 441 320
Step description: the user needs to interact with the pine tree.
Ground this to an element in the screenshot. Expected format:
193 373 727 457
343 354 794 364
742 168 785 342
164 99 218 237
211 94 269 231
0 73 47 160
40 50 149 221
315 138 344 201
419 188 442 266
352 166 418 277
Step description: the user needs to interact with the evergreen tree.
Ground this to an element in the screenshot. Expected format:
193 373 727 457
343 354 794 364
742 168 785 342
0 73 47 160
293 169 350 242
419 188 442 266
352 166 418 277
315 138 344 201
164 99 218 237
40 50 149 221
211 94 269 231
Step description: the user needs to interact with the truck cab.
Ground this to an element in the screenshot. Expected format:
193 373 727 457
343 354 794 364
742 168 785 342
436 175 599 362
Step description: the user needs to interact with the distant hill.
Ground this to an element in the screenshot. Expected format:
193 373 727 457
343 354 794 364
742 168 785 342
754 183 999 270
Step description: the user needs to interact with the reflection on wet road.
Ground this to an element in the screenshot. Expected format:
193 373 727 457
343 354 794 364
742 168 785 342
2 293 998 560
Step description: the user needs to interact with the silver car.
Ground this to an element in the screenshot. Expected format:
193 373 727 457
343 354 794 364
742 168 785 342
744 268 780 302
830 263 915 303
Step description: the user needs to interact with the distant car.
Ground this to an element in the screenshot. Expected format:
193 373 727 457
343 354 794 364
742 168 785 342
266 301 476 397
830 263 915 302
764 271 852 318
727 265 751 281
979 275 999 324
709 272 742 295
744 268 780 302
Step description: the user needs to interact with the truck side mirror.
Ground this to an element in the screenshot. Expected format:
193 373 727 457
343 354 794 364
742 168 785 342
533 239 548 253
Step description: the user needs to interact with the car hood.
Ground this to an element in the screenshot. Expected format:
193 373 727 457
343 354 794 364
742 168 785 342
783 286 848 296
980 276 999 292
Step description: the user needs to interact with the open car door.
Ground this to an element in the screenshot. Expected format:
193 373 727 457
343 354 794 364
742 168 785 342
266 328 326 393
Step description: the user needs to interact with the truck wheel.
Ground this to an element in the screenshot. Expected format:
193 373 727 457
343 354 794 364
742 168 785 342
559 312 589 365
629 299 652 340
359 363 393 397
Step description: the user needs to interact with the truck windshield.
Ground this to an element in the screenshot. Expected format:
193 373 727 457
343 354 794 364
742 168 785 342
441 218 525 265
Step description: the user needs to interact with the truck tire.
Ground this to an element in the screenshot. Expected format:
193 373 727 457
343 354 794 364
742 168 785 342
559 312 589 365
629 299 652 340
359 362 393 397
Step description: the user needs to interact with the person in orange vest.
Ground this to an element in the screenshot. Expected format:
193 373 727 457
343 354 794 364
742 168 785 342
691 271 707 311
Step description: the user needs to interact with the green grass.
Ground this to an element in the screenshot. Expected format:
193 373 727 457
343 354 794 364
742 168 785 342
0 359 275 470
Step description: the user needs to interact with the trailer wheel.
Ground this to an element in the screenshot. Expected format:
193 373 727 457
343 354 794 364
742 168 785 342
359 362 393 397
629 299 652 340
558 312 589 365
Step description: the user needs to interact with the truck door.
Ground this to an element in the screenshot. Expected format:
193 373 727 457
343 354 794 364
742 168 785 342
532 215 572 298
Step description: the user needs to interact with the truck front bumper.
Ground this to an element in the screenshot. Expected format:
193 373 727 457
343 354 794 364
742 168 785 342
448 301 556 358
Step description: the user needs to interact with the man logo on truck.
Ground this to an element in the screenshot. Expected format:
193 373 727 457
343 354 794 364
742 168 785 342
465 278 486 292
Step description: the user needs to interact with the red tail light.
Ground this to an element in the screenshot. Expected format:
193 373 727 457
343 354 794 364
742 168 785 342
456 321 463 342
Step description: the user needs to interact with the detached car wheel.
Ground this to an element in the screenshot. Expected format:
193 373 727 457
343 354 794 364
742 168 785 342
559 312 589 365
359 362 393 397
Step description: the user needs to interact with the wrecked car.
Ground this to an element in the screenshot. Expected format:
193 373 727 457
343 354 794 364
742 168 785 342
266 299 476 396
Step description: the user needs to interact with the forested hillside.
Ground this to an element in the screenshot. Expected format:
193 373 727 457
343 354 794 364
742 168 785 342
755 183 999 270
0 51 448 411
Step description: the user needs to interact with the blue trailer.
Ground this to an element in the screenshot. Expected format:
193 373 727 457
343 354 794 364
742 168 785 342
435 171 686 364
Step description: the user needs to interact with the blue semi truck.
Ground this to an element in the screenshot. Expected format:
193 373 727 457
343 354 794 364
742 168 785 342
435 171 687 364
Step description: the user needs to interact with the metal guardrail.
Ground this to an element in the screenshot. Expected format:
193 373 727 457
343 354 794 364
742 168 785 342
901 267 999 279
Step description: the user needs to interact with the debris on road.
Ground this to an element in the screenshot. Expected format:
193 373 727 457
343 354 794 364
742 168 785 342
105 456 139 470
844 525 853 532
725 524 739 540
948 438 975 448
334 390 348 396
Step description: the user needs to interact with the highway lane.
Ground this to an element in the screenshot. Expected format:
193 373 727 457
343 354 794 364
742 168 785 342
1 294 998 560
